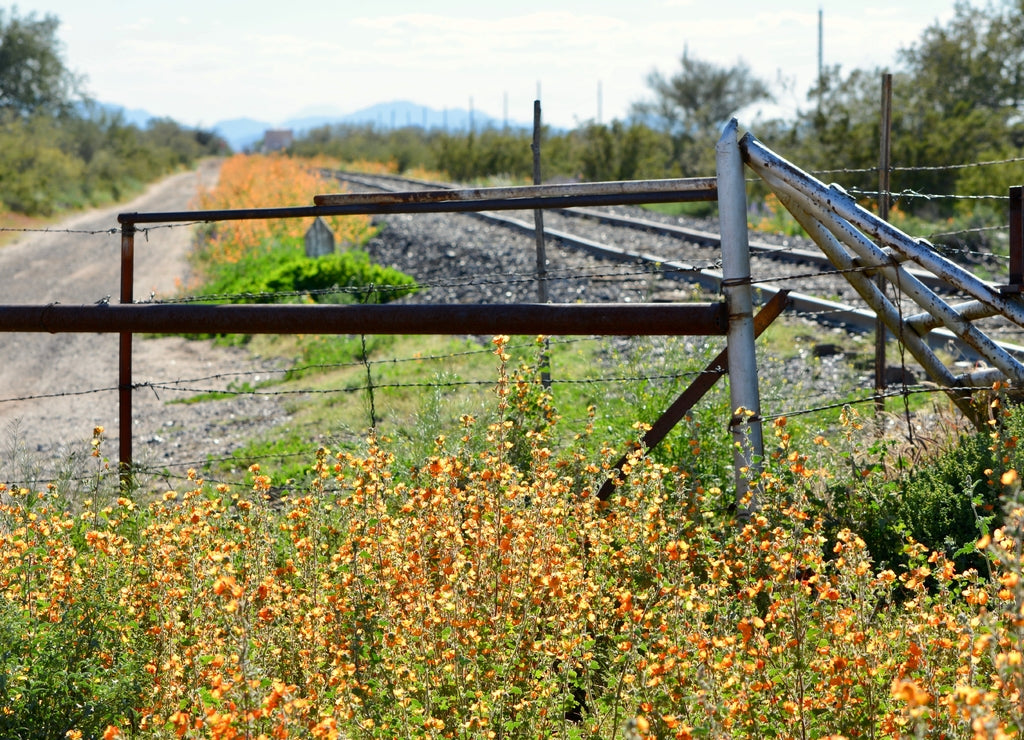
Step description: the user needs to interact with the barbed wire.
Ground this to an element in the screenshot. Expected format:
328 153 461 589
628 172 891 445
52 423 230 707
930 240 1011 264
0 221 210 239
0 384 120 404
748 264 874 287
0 225 119 236
0 336 609 405
0 382 1000 492
160 335 598 387
896 155 1024 173
810 153 1024 177
141 369 719 399
928 224 1009 240
847 188 1009 202
763 383 984 421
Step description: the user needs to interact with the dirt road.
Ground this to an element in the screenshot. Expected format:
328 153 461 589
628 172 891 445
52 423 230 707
0 161 288 487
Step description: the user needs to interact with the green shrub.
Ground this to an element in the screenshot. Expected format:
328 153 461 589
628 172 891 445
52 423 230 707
197 243 417 304
828 400 1024 574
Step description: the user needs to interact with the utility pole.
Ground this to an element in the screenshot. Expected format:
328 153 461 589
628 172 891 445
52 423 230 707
818 8 824 111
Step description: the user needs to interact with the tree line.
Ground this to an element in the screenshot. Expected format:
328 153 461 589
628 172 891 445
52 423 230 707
291 0 1024 229
0 7 226 216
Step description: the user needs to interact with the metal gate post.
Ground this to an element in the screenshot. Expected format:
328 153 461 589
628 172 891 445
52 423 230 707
119 222 135 490
716 119 764 510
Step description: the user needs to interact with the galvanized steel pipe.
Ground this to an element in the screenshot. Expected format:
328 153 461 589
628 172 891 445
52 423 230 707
717 119 764 505
769 189 983 420
753 163 1024 386
741 133 1024 331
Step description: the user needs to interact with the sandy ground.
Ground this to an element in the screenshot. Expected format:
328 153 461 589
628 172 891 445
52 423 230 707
0 161 289 486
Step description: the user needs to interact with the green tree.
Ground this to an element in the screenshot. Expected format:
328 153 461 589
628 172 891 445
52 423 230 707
765 1 1024 221
632 51 771 175
577 121 676 181
634 52 772 136
895 0 1024 211
900 0 1024 117
0 7 81 116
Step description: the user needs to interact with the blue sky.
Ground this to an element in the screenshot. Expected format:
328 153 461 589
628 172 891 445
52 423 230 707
12 0 958 128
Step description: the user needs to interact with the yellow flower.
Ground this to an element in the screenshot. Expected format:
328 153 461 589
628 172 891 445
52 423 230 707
892 678 931 707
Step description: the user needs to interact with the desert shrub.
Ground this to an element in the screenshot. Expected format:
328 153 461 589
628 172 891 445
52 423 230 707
182 153 416 344
0 487 147 738
827 398 1024 574
192 154 376 270
196 244 417 304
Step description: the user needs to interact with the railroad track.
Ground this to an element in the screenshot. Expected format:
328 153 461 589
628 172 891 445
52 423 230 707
324 170 1024 359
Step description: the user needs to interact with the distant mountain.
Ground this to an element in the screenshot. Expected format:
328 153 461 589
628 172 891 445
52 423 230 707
212 118 280 153
212 100 526 153
86 100 534 153
115 105 157 128
303 100 510 133
77 101 158 128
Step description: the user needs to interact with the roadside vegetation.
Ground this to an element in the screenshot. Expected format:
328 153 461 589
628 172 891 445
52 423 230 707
185 154 413 310
2 352 1024 738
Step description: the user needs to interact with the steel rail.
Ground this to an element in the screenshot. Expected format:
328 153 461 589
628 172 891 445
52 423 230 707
328 170 954 291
